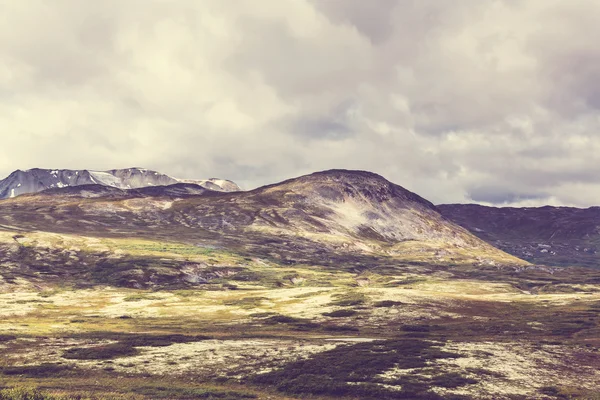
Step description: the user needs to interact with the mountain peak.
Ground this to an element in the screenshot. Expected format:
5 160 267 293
0 168 240 199
238 169 510 258
259 169 436 211
288 169 389 183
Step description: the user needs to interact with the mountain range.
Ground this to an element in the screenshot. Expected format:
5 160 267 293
0 169 523 280
0 167 240 199
2 167 599 269
439 203 600 268
1 167 600 400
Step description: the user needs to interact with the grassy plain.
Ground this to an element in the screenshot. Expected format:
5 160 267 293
1 231 600 399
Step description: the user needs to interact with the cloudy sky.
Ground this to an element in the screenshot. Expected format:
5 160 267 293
1 0 599 206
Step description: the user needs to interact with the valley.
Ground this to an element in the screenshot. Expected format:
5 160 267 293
0 170 599 399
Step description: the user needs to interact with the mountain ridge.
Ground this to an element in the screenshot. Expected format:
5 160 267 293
439 203 600 268
0 167 241 199
0 168 525 267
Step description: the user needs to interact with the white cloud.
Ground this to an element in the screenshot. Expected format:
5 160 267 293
1 0 600 206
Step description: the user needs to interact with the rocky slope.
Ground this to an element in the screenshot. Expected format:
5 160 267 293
439 204 600 268
240 170 488 246
0 168 241 199
0 169 524 267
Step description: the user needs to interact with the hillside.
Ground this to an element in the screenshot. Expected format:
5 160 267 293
0 170 524 280
439 204 600 268
1 170 599 400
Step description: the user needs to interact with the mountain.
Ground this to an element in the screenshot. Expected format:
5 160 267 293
239 170 491 245
38 182 212 199
177 178 241 192
438 203 600 268
3 169 599 400
0 169 524 267
0 167 241 199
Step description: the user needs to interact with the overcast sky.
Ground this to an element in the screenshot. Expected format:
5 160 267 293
1 0 599 206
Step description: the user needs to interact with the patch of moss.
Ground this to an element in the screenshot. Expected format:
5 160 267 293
62 343 139 360
123 293 161 302
223 297 268 309
322 309 357 318
329 291 366 307
0 387 63 400
262 315 306 325
431 372 478 388
374 300 404 307
1 363 74 378
71 332 211 347
131 386 257 399
322 325 359 332
0 334 16 342
253 338 463 399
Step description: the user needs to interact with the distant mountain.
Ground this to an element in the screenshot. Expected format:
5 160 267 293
38 182 212 199
177 178 240 192
438 204 600 268
0 169 524 267
0 168 241 199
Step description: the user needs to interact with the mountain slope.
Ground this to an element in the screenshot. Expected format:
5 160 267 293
439 203 600 267
0 169 524 267
242 170 485 245
0 167 240 199
37 182 212 199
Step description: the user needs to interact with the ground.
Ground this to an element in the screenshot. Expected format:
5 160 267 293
0 257 599 397
1 229 600 399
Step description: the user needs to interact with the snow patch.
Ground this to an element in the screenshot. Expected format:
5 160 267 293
174 177 238 192
212 179 227 187
89 171 123 188
159 201 174 210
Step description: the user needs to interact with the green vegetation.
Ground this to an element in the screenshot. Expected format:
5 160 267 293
223 296 268 309
130 386 256 399
329 291 367 306
111 241 216 258
0 387 63 400
122 293 161 302
0 385 257 400
1 229 600 398
1 364 73 378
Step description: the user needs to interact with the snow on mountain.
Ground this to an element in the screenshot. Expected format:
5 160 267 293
0 168 241 199
176 178 241 192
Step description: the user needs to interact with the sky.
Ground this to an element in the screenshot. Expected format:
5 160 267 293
1 0 599 207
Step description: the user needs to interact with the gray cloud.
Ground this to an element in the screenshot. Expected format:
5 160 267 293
467 186 550 205
308 0 399 44
1 0 600 206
